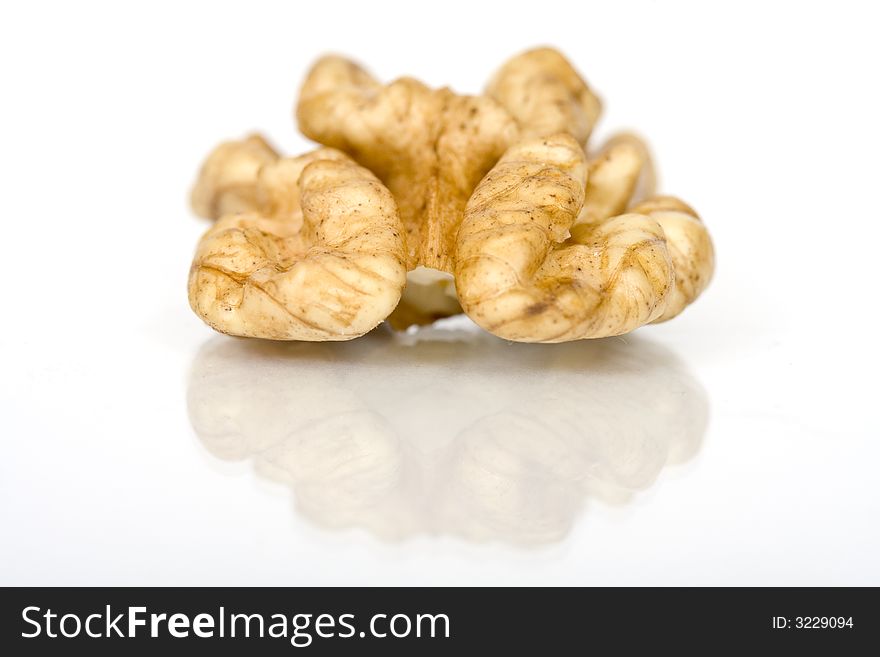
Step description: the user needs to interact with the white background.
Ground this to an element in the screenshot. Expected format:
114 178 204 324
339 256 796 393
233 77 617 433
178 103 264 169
1 1 878 585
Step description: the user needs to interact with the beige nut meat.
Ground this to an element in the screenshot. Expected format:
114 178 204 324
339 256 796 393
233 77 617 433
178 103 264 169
296 49 600 331
455 134 675 342
189 140 407 340
630 196 714 322
190 134 279 219
296 48 598 275
578 134 713 323
581 132 657 223
297 55 518 273
486 47 602 146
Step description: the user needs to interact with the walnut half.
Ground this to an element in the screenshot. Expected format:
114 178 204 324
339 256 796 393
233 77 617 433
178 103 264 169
189 140 407 340
456 135 667 341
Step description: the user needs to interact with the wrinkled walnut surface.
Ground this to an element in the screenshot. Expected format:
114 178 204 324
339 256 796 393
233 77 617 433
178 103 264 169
486 47 602 146
190 134 279 219
297 56 516 273
189 146 406 340
456 134 671 342
296 48 598 273
189 48 713 342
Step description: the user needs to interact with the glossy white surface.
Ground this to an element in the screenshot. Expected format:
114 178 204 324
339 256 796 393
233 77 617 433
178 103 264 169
1 1 878 585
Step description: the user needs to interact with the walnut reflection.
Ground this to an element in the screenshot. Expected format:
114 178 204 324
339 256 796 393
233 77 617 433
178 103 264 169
187 322 708 546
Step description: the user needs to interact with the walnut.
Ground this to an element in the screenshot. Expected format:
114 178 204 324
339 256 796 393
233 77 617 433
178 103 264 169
630 196 714 322
296 55 518 273
188 49 712 342
486 46 602 146
189 140 406 340
190 134 279 219
455 134 675 342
